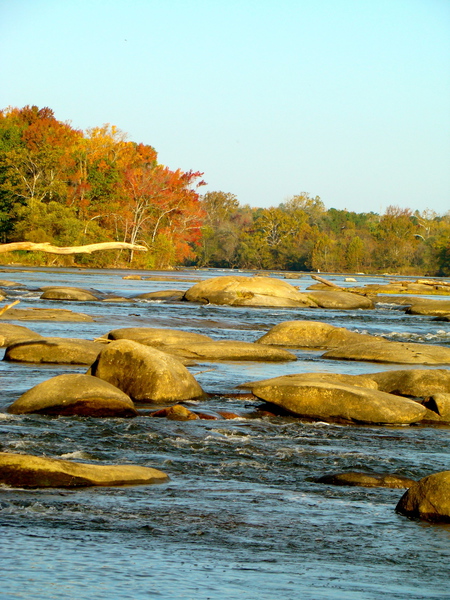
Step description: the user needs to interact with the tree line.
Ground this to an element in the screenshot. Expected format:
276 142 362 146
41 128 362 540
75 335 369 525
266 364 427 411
0 106 449 274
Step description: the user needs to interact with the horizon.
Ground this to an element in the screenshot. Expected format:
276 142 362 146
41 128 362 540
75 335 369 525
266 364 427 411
1 0 449 215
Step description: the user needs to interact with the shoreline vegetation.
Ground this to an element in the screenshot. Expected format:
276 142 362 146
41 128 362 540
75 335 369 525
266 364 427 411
0 105 449 274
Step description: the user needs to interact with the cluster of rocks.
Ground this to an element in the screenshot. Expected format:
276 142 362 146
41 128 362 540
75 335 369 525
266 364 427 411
1 274 449 521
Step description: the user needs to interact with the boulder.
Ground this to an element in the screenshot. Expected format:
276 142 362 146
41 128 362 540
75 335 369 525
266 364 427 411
0 308 94 321
0 452 168 488
40 286 100 301
239 372 379 391
306 291 374 310
316 472 415 488
4 337 105 365
8 374 137 417
256 320 378 349
183 275 317 307
322 339 450 365
162 340 297 362
133 290 185 301
369 369 450 397
150 404 199 420
106 327 213 346
88 339 205 403
396 471 450 522
406 299 450 316
0 323 43 347
243 377 426 424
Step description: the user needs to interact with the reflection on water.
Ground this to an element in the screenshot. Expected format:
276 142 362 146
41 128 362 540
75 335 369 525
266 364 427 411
0 267 449 599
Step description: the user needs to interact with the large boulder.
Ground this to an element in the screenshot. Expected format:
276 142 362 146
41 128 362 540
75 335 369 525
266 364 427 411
242 376 426 424
4 337 105 365
0 452 168 488
396 471 450 522
88 339 205 403
322 339 450 365
183 276 317 307
40 286 100 301
256 320 378 349
0 323 43 347
306 291 374 310
316 472 415 488
8 374 137 418
369 369 450 397
106 327 213 346
162 340 297 362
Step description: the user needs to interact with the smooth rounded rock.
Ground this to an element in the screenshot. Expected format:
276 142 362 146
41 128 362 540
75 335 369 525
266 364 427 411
0 452 169 488
396 471 450 522
369 369 450 397
89 339 205 403
107 327 213 346
8 374 137 417
244 378 426 424
256 320 378 349
4 337 105 365
41 286 100 301
0 323 43 347
322 339 450 365
307 291 374 310
184 275 317 307
162 340 297 362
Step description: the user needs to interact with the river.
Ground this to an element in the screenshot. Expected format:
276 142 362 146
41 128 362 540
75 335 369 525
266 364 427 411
0 267 449 600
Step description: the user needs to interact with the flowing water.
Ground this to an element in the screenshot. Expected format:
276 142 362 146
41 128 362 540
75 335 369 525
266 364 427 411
0 267 449 600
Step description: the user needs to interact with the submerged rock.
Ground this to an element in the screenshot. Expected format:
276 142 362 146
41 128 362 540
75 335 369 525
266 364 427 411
89 339 205 403
316 472 415 488
8 374 137 418
183 275 317 307
242 377 426 424
396 471 450 522
4 337 105 365
0 452 168 488
150 404 199 420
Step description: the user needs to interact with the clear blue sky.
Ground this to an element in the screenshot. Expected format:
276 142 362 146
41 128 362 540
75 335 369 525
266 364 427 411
1 0 449 215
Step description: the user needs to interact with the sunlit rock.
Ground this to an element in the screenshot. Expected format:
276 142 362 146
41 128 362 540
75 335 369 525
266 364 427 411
8 373 137 418
369 369 450 397
183 275 317 307
161 340 297 362
88 339 205 403
0 323 43 347
306 291 374 309
106 327 213 346
0 452 168 488
396 471 450 522
40 286 100 301
256 320 378 348
322 339 450 365
242 377 426 425
4 337 105 365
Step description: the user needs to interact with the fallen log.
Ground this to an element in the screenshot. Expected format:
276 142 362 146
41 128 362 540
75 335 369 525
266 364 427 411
0 242 147 255
310 274 343 289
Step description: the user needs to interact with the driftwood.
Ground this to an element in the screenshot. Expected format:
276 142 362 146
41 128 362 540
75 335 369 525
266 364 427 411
0 300 20 317
311 274 343 289
0 242 147 255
